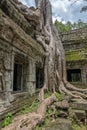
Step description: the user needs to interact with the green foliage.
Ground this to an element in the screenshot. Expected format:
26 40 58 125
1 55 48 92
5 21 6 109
35 117 50 130
69 111 86 130
54 19 87 33
35 107 52 130
54 20 68 33
46 108 53 120
55 92 63 101
72 123 86 130
44 117 50 126
54 110 61 117
2 113 12 127
44 92 51 99
72 124 79 130
47 108 53 114
20 100 39 114
66 21 72 31
20 105 29 114
29 100 39 112
35 125 42 130
77 19 86 28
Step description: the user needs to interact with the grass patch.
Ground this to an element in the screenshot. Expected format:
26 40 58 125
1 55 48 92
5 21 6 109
2 113 12 127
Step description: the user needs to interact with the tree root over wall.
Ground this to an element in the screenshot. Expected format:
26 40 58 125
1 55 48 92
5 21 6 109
1 94 56 130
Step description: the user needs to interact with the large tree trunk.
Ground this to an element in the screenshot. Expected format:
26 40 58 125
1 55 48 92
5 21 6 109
35 0 87 99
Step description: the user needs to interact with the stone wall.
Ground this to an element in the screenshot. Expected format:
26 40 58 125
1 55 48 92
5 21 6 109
60 27 87 43
0 2 45 109
60 28 87 85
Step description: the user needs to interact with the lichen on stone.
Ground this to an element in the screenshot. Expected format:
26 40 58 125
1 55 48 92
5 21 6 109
66 48 87 61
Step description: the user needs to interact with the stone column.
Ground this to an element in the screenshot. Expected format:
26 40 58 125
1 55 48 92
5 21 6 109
4 52 14 105
26 59 36 95
10 52 15 92
81 68 87 84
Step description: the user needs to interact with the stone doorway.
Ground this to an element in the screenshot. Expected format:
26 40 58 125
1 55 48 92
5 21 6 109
36 67 44 89
0 76 3 91
67 69 81 82
13 63 23 91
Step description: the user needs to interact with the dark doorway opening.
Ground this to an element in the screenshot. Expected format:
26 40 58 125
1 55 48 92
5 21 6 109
0 76 3 91
13 63 23 91
67 69 81 82
36 67 44 89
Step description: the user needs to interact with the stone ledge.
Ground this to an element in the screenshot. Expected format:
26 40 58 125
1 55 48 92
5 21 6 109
70 99 87 110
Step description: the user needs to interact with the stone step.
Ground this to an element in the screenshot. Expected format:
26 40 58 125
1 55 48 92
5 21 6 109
70 99 87 111
70 109 86 120
44 118 72 130
13 92 29 98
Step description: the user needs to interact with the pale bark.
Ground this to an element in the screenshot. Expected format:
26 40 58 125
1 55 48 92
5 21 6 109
35 0 87 99
2 94 56 130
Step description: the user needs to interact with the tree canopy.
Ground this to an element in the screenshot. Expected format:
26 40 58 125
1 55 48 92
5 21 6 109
54 19 87 33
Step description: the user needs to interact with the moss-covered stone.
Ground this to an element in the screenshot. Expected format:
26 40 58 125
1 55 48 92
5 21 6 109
66 48 87 61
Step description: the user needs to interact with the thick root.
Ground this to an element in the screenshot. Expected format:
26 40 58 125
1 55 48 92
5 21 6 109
56 70 86 99
59 81 82 99
72 91 87 99
64 80 87 92
38 83 48 102
1 94 56 130
60 81 87 99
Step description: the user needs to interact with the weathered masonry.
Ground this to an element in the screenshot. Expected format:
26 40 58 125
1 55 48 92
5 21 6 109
0 0 45 109
60 28 87 84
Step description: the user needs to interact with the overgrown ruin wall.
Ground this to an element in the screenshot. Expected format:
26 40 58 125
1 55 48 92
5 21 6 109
60 28 87 84
0 0 45 108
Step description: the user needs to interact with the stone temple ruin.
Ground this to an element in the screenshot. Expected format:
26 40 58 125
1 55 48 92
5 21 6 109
0 0 87 123
0 0 45 112
60 28 87 85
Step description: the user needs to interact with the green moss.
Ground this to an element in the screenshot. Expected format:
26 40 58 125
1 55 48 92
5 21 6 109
66 48 87 61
